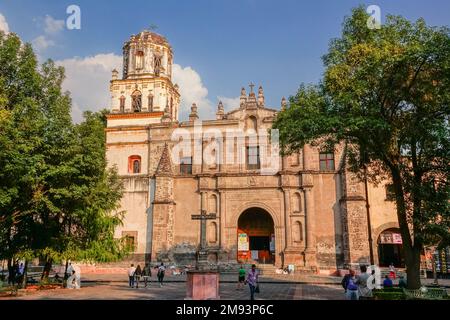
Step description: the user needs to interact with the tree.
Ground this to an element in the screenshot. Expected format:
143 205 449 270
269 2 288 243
273 7 450 289
0 31 129 286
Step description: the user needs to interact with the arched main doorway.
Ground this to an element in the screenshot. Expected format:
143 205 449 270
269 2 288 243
237 208 275 264
377 228 405 268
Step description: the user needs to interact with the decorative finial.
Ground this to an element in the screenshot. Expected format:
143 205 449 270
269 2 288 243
112 69 119 80
189 103 199 121
240 87 247 107
258 85 265 107
216 101 225 120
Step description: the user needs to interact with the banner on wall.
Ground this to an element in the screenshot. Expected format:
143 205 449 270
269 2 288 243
238 233 249 251
379 232 403 244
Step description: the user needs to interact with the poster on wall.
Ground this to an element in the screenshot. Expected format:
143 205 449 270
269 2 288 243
379 233 393 244
270 234 275 252
238 233 249 251
392 233 403 244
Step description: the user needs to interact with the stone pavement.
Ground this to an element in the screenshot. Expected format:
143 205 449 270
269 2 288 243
6 281 344 300
79 273 342 285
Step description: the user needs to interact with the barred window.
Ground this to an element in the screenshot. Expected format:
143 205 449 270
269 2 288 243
246 146 260 170
319 152 335 171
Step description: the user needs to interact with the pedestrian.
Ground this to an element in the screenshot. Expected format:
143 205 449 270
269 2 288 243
342 269 359 300
398 276 407 288
356 265 372 300
157 262 166 287
134 264 142 288
128 264 136 288
142 263 152 287
16 263 24 287
245 264 259 300
383 275 393 288
237 264 246 291
389 263 396 280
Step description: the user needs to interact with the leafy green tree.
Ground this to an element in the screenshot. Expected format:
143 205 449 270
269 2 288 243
273 7 450 289
0 31 129 286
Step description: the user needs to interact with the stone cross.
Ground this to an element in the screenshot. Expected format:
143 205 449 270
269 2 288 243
191 210 216 270
249 82 255 94
191 210 216 250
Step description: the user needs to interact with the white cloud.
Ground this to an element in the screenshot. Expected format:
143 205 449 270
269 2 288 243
56 53 122 123
31 15 64 54
55 53 238 123
32 35 55 52
217 96 240 113
44 15 65 35
172 64 215 120
0 13 9 33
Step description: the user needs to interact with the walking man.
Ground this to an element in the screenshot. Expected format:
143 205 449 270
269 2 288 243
246 264 259 300
128 264 136 288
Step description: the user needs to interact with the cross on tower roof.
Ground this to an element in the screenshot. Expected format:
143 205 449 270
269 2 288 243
249 82 255 94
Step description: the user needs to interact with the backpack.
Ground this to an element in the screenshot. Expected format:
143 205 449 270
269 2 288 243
341 275 350 290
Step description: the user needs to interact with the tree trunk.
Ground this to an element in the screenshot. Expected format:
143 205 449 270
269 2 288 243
405 246 422 289
390 165 422 289
41 258 53 282
21 260 28 289
7 258 12 285
63 260 69 288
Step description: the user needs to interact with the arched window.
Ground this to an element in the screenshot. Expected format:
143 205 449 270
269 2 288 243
154 55 162 76
132 91 142 112
293 221 303 243
246 116 257 132
293 193 302 212
128 155 141 174
135 50 144 70
119 96 126 112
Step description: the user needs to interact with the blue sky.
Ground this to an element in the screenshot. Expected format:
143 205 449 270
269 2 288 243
0 0 449 121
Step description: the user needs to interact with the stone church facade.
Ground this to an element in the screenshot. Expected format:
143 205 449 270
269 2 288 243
105 31 402 274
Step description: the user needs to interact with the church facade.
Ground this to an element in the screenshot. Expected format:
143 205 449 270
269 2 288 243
105 31 403 274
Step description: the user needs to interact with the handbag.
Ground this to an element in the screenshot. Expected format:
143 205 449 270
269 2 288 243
255 284 260 293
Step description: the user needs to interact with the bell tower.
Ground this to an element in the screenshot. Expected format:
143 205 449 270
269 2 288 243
108 30 180 126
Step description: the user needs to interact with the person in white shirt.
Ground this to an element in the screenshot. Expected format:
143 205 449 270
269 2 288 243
157 263 166 287
128 264 136 288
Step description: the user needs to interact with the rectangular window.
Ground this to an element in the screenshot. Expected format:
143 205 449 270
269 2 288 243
319 152 335 171
180 157 193 175
122 231 137 252
246 146 260 170
385 184 396 201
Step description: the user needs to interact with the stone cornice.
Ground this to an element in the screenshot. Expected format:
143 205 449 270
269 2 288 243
106 112 164 120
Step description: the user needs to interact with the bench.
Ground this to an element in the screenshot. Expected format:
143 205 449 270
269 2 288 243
403 288 448 300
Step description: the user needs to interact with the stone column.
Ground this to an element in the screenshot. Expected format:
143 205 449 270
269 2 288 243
304 187 317 268
283 188 292 248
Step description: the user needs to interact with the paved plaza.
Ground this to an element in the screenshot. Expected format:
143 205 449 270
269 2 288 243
5 281 344 300
2 272 448 300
